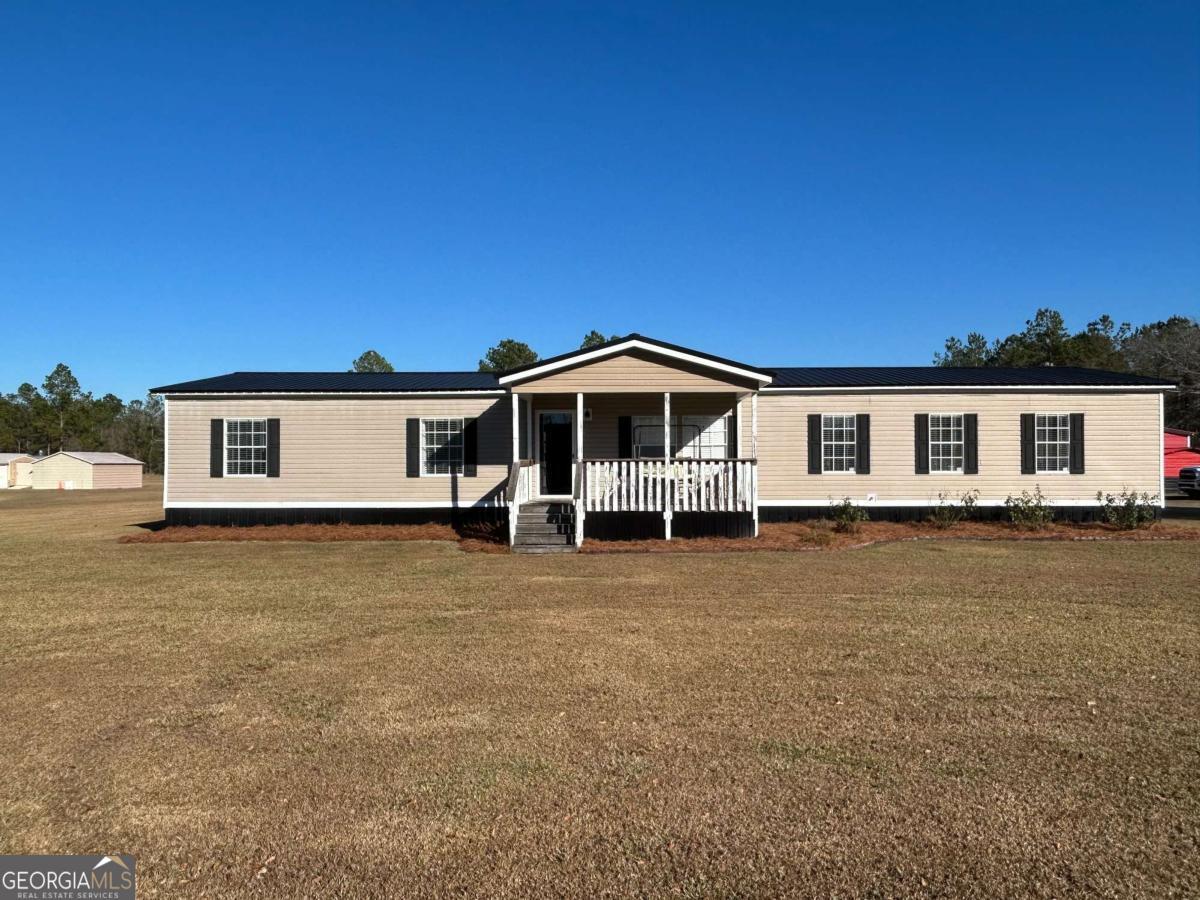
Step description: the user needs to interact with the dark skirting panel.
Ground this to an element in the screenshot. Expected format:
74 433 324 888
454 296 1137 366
582 512 664 541
759 505 1152 524
582 511 754 540
672 511 755 538
165 507 505 527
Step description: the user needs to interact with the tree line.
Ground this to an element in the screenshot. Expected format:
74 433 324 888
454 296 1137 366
935 309 1199 433
351 331 615 373
6 315 1193 470
365 315 1198 430
0 364 164 472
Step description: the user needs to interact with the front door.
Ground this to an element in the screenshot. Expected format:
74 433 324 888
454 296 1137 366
539 412 573 495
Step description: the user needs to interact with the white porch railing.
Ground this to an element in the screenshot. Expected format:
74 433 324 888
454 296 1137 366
581 458 757 513
506 459 533 545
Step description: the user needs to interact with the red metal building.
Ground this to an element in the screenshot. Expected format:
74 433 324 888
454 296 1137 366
1165 427 1200 494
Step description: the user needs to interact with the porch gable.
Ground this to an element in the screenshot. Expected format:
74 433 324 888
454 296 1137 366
508 349 765 393
499 334 772 393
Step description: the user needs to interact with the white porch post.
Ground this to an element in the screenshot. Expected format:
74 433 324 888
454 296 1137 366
751 392 758 458
751 392 759 536
575 393 584 462
511 392 520 463
526 398 533 466
663 391 672 540
736 394 744 457
575 392 585 546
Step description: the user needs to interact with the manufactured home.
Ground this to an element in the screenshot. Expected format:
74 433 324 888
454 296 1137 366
152 334 1173 550
29 451 145 490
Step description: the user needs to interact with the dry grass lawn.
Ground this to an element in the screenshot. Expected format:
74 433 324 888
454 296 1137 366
1 479 1197 897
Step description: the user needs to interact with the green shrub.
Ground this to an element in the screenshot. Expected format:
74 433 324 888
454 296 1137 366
928 489 980 529
1004 486 1054 530
828 496 869 533
1096 489 1159 530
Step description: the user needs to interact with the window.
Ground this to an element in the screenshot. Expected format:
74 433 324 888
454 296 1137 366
679 415 727 459
1035 413 1070 473
822 414 856 472
633 416 671 459
632 416 728 459
225 419 267 476
929 414 964 473
421 417 464 475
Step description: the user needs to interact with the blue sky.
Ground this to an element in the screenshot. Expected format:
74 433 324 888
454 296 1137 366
2 1 1197 399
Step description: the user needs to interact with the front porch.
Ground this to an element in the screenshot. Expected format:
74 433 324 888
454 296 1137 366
504 390 760 549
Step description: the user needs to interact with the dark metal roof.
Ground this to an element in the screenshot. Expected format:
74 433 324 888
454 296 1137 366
152 347 1174 395
499 333 774 379
764 366 1175 388
151 371 501 394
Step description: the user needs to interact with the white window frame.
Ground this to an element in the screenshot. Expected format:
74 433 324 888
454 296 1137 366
679 414 728 460
224 418 268 477
632 415 671 459
1034 413 1071 474
419 417 465 477
821 414 857 473
631 415 729 460
928 413 965 474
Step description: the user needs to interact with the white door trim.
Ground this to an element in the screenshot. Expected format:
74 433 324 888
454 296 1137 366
534 409 574 499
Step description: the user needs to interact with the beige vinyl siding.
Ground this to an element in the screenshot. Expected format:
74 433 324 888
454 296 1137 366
31 454 94 489
755 391 1161 504
92 464 144 489
511 352 757 393
167 396 508 504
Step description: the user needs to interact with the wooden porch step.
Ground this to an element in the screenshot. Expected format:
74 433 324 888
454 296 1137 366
515 522 575 534
513 500 577 552
513 531 575 545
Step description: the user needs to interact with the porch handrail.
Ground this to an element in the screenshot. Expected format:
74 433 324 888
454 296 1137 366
506 458 532 502
582 458 756 514
581 456 757 463
506 459 533 545
572 458 585 547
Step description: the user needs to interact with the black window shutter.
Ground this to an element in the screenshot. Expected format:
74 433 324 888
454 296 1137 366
855 414 871 474
1069 413 1085 474
1020 413 1036 474
807 414 822 474
406 418 421 477
618 416 632 458
963 414 979 475
463 418 478 477
914 413 929 475
726 410 738 458
266 418 280 477
210 419 224 478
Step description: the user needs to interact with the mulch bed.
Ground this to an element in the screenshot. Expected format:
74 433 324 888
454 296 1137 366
121 518 1199 554
579 519 1200 553
119 521 510 553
